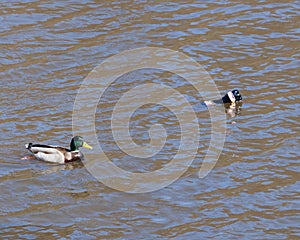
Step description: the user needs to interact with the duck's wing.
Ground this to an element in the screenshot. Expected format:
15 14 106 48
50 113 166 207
26 143 62 153
25 143 67 164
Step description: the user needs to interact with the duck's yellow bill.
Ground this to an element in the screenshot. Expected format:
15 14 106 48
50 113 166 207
82 142 93 149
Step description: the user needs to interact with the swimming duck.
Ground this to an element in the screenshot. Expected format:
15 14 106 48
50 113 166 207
25 136 92 164
204 89 243 106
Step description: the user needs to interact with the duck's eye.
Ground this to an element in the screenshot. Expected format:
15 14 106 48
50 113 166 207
234 91 239 96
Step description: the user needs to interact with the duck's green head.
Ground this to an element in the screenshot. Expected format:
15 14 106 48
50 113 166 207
70 136 93 151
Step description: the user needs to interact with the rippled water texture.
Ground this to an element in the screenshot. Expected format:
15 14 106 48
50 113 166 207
0 1 299 239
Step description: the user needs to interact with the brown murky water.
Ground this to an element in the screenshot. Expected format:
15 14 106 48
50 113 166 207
0 1 299 239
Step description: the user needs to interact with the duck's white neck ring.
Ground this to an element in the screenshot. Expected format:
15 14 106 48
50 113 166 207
227 91 236 103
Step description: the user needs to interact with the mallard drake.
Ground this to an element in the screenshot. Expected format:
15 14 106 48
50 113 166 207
204 89 243 106
25 136 92 164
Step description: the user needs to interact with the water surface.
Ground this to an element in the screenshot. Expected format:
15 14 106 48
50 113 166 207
0 1 299 239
